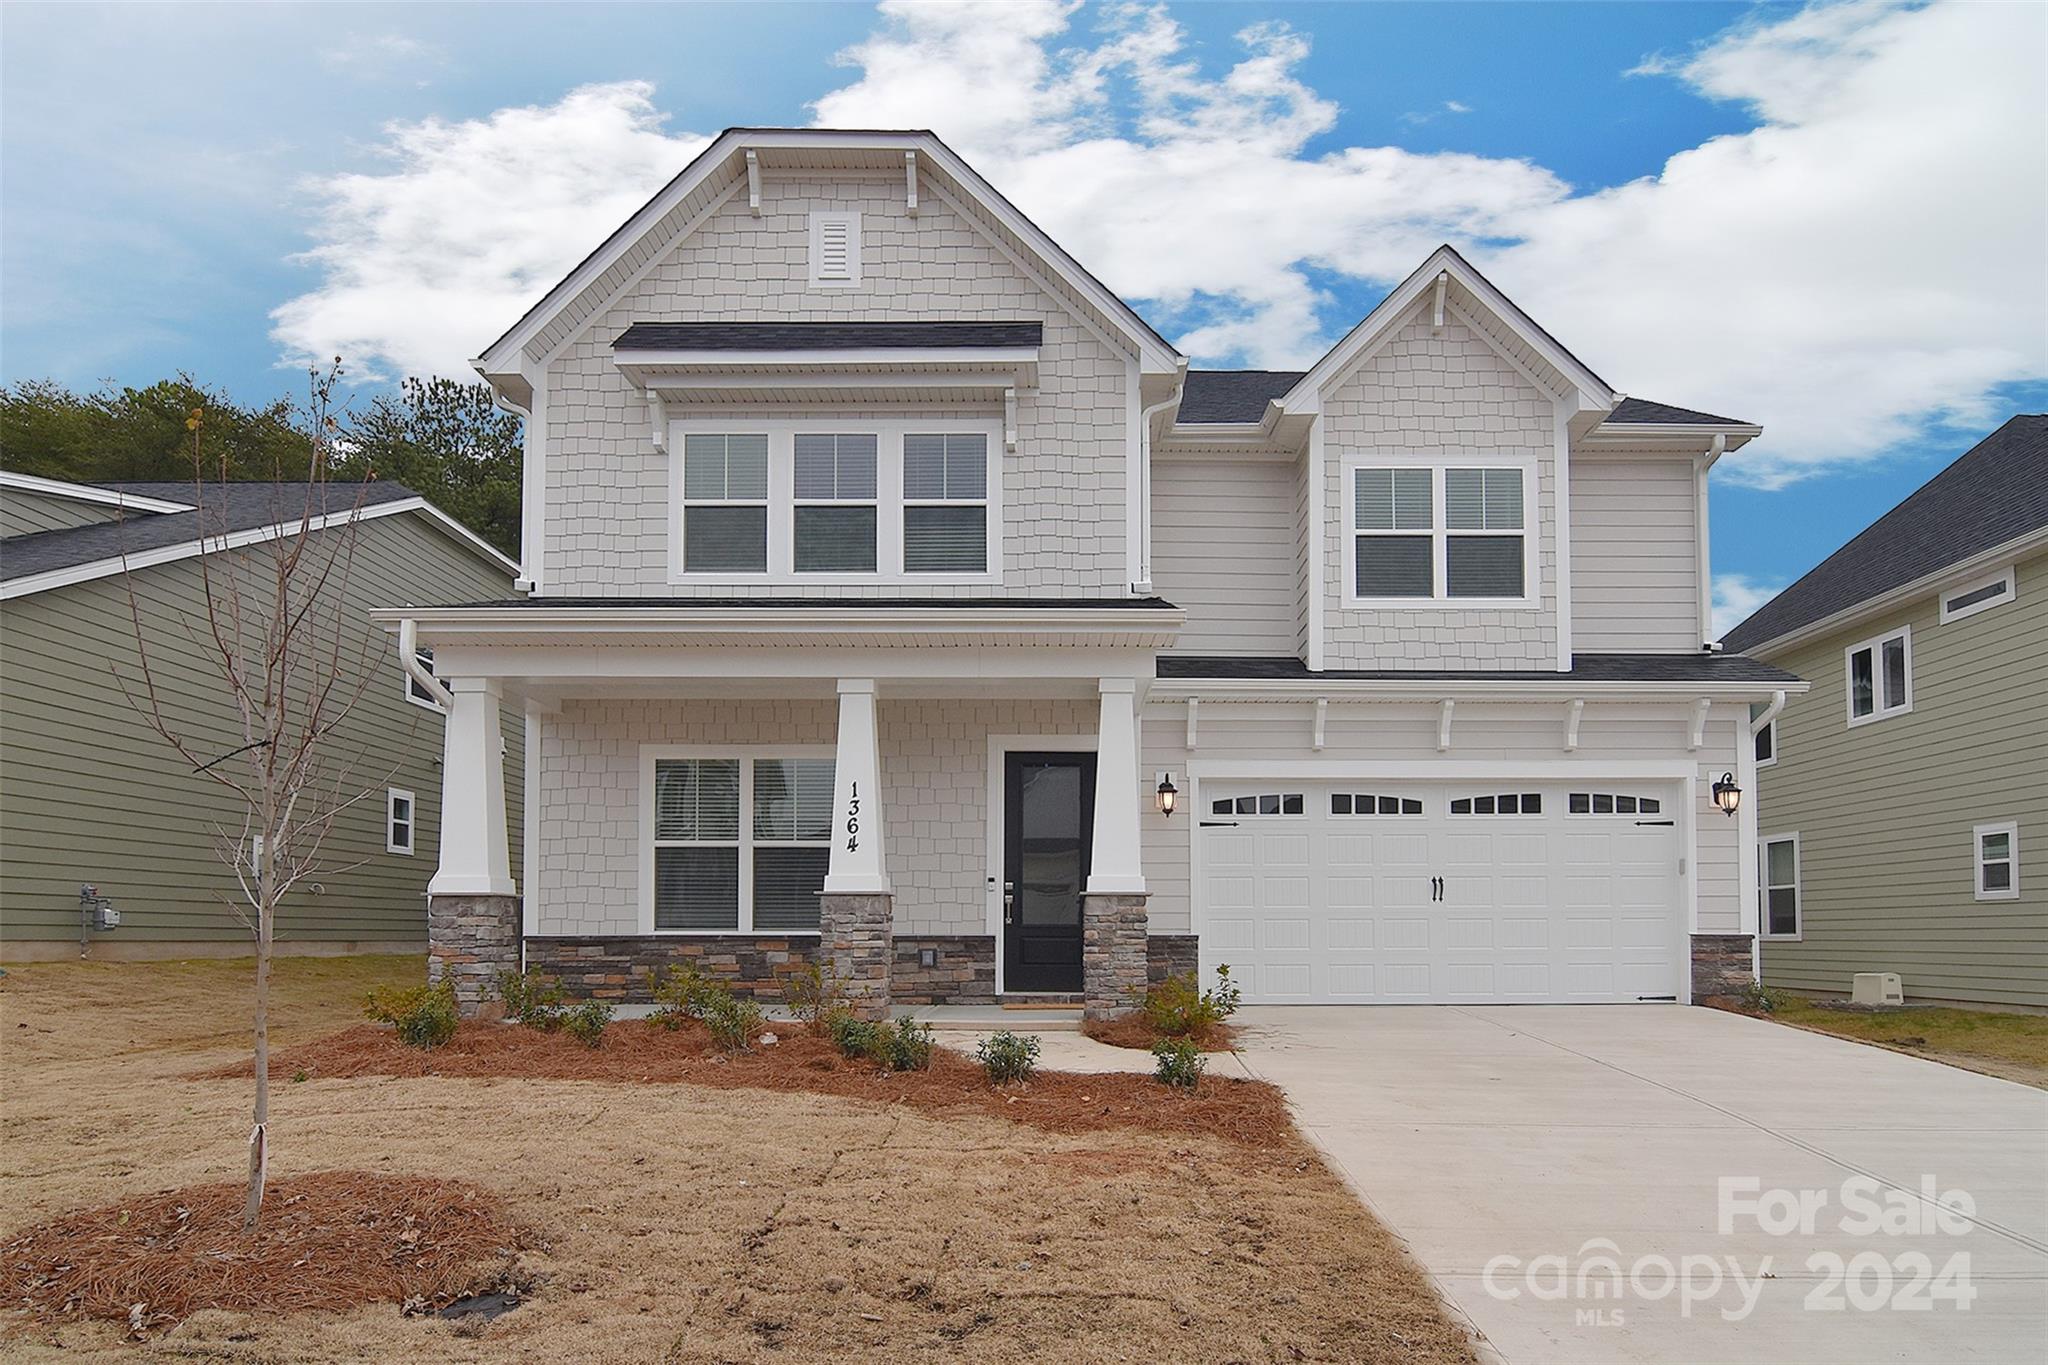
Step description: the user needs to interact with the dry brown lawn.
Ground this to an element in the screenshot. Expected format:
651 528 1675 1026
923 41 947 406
1 955 1477 1363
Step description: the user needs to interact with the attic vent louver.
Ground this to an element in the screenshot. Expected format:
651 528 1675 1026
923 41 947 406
808 211 860 288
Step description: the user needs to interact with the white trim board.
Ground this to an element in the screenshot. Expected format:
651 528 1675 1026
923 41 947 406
0 496 521 601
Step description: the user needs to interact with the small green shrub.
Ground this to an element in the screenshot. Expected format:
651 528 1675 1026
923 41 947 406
1141 964 1242 1037
1734 979 1782 1015
826 1009 880 1060
781 961 845 1032
494 966 568 1031
646 963 718 1030
702 991 766 1053
562 999 613 1048
1151 1037 1206 1089
363 980 459 1050
975 1030 1040 1084
876 1019 935 1072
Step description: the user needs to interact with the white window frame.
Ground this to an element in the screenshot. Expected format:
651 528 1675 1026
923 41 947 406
1754 716 1777 769
807 211 861 288
1973 820 2019 902
1844 625 1912 727
1759 832 1801 940
1341 454 1540 609
386 787 416 856
1939 565 2015 624
667 417 1002 585
792 432 880 575
403 646 444 714
638 744 835 935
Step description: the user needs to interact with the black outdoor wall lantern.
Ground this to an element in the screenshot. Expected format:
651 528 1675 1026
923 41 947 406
1156 771 1179 817
1712 772 1742 817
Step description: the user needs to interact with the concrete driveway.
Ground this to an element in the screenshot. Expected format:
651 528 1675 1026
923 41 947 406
1234 1005 2048 1365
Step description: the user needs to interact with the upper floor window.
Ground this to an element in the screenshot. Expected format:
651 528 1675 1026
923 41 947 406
1940 566 2014 624
670 421 999 583
1345 460 1534 607
1845 625 1911 727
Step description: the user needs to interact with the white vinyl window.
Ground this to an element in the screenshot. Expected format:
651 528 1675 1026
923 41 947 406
386 788 416 856
645 750 834 933
1974 821 2019 901
1345 459 1536 606
1845 625 1911 726
793 433 878 573
669 420 999 583
1753 716 1777 768
808 211 861 287
903 433 989 573
1940 566 2015 624
1760 834 1800 939
681 433 770 572
404 647 443 713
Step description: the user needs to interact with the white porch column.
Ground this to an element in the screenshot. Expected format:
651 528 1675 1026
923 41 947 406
428 677 514 896
1086 677 1147 894
823 678 889 894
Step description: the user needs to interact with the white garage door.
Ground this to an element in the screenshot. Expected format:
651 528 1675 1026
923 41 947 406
1198 782 1684 1004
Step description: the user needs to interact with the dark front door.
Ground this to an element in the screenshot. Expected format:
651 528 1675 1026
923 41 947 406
1002 751 1096 993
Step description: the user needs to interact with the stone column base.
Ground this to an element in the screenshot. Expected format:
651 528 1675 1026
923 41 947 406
1082 892 1150 1020
428 893 520 1018
820 892 893 1019
1691 933 1756 1002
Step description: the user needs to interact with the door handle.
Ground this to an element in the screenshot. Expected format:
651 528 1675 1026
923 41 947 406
1003 880 1016 924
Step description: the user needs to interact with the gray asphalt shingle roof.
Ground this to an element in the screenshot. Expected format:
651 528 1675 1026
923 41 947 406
1174 372 1750 429
1605 397 1751 426
1722 414 2048 652
613 322 1043 351
1 481 419 582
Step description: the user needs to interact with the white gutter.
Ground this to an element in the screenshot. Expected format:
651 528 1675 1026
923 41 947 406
398 618 454 709
1134 362 1188 592
1750 689 1787 735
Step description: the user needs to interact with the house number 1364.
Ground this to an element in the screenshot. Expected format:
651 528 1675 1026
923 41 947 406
845 782 860 853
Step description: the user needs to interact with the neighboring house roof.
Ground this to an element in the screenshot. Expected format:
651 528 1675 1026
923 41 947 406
613 322 1042 351
0 470 195 514
1159 653 1801 685
1722 414 2048 653
0 480 518 599
1605 398 1750 426
1177 371 1304 424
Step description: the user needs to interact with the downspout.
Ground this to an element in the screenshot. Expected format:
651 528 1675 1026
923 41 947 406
398 619 454 710
1134 361 1188 594
1749 689 1786 736
1696 433 1723 647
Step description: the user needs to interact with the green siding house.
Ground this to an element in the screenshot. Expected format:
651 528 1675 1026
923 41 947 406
0 474 523 961
1724 415 2047 1009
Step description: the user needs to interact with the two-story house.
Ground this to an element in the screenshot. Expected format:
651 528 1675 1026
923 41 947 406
1724 415 2047 1010
381 128 1804 1019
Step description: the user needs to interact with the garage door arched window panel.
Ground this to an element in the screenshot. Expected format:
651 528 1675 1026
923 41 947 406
1210 792 1305 817
1567 792 1662 816
1449 792 1542 816
1331 793 1424 816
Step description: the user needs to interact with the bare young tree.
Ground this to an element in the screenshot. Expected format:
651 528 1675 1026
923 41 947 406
117 362 390 1230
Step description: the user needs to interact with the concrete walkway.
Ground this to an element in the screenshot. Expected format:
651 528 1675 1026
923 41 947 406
1233 1005 2048 1365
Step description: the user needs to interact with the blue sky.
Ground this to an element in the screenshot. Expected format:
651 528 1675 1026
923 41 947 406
4 1 2043 629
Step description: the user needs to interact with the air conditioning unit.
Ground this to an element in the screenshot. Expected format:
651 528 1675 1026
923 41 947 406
1850 972 1903 1007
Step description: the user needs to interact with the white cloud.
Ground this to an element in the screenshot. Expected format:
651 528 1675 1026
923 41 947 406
270 82 710 382
1712 573 1785 638
273 0 2045 489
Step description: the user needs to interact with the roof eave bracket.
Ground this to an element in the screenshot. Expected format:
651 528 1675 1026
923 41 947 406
745 150 761 216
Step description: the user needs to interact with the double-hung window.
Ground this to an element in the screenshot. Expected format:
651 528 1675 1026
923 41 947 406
648 752 834 932
903 433 989 573
1347 461 1533 605
793 434 878 572
1845 626 1911 726
681 434 769 572
1760 834 1800 938
1974 822 2018 901
386 788 415 855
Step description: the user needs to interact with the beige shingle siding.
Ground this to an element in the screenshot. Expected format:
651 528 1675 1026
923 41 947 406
1757 548 2047 1007
1151 457 1300 655
1570 454 1703 653
1319 309 1560 668
0 513 522 948
1140 701 1747 937
1 489 123 538
539 173 1132 598
531 697 1091 939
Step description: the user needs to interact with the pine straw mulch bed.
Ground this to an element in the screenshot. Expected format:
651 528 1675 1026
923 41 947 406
200 1020 1290 1147
0 1172 531 1334
1080 1011 1239 1052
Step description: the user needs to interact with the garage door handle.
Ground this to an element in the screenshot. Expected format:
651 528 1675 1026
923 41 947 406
1199 820 1240 828
1634 819 1676 826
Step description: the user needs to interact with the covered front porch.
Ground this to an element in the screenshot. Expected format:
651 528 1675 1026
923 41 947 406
375 599 1184 1019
